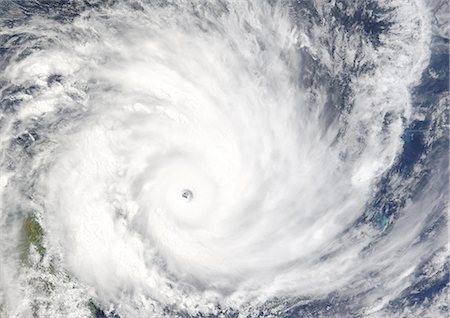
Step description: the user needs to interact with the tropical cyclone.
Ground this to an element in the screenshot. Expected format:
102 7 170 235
0 1 447 317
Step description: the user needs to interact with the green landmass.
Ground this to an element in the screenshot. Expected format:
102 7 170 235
21 214 46 264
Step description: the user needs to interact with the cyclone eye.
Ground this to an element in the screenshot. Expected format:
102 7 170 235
181 189 193 202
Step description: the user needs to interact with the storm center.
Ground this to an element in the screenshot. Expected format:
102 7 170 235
181 189 193 202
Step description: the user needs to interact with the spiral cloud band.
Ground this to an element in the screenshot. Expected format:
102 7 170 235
0 0 448 317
